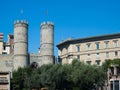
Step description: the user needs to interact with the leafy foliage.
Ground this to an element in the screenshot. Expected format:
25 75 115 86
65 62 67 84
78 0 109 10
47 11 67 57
102 59 120 71
12 60 106 90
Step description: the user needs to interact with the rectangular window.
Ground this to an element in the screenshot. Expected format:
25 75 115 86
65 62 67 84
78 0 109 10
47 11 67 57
86 44 91 50
86 61 91 65
115 51 118 57
116 66 120 75
114 80 119 90
95 60 101 65
3 46 6 50
2 52 7 54
105 42 109 48
12 45 14 49
96 53 100 58
106 52 109 58
96 43 100 50
87 54 91 59
77 55 80 60
110 81 113 90
0 77 8 82
113 40 118 48
76 46 80 52
110 67 114 75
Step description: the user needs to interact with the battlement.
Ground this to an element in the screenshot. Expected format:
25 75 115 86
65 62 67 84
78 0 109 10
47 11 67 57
14 20 28 25
40 21 54 26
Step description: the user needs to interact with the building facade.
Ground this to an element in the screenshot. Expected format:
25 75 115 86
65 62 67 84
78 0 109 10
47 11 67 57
0 20 55 90
0 33 14 55
57 33 120 65
39 22 54 65
0 72 10 90
57 33 120 90
14 20 29 70
0 33 4 54
0 20 55 70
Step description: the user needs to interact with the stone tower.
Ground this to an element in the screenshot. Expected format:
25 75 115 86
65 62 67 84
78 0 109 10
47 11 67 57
40 21 54 64
14 20 28 70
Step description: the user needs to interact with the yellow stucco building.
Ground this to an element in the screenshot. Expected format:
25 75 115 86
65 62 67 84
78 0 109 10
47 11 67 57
57 33 120 90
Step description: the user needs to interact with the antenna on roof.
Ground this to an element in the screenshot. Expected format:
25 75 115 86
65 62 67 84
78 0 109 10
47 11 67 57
45 10 48 21
20 9 24 19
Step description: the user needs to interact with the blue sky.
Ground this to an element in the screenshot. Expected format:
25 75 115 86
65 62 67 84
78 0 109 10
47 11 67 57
0 0 120 56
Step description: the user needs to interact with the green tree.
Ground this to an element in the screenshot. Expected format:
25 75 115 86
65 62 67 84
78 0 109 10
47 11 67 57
71 59 106 90
102 59 120 72
12 59 107 90
12 67 31 90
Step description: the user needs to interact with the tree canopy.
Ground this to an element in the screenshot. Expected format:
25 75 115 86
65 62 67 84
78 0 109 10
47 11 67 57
12 60 106 90
102 59 120 72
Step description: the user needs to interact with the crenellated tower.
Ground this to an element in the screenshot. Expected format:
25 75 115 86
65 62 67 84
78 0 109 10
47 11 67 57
39 21 54 64
13 20 28 70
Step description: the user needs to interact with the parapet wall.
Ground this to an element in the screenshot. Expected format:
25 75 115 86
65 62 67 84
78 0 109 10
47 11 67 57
40 21 54 26
29 53 42 66
40 21 54 64
14 20 28 25
0 54 13 60
14 19 28 70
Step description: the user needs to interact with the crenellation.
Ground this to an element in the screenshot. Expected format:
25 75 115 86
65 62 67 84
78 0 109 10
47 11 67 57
14 20 28 70
0 18 55 90
40 21 54 27
14 20 28 25
0 19 55 72
40 21 54 64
